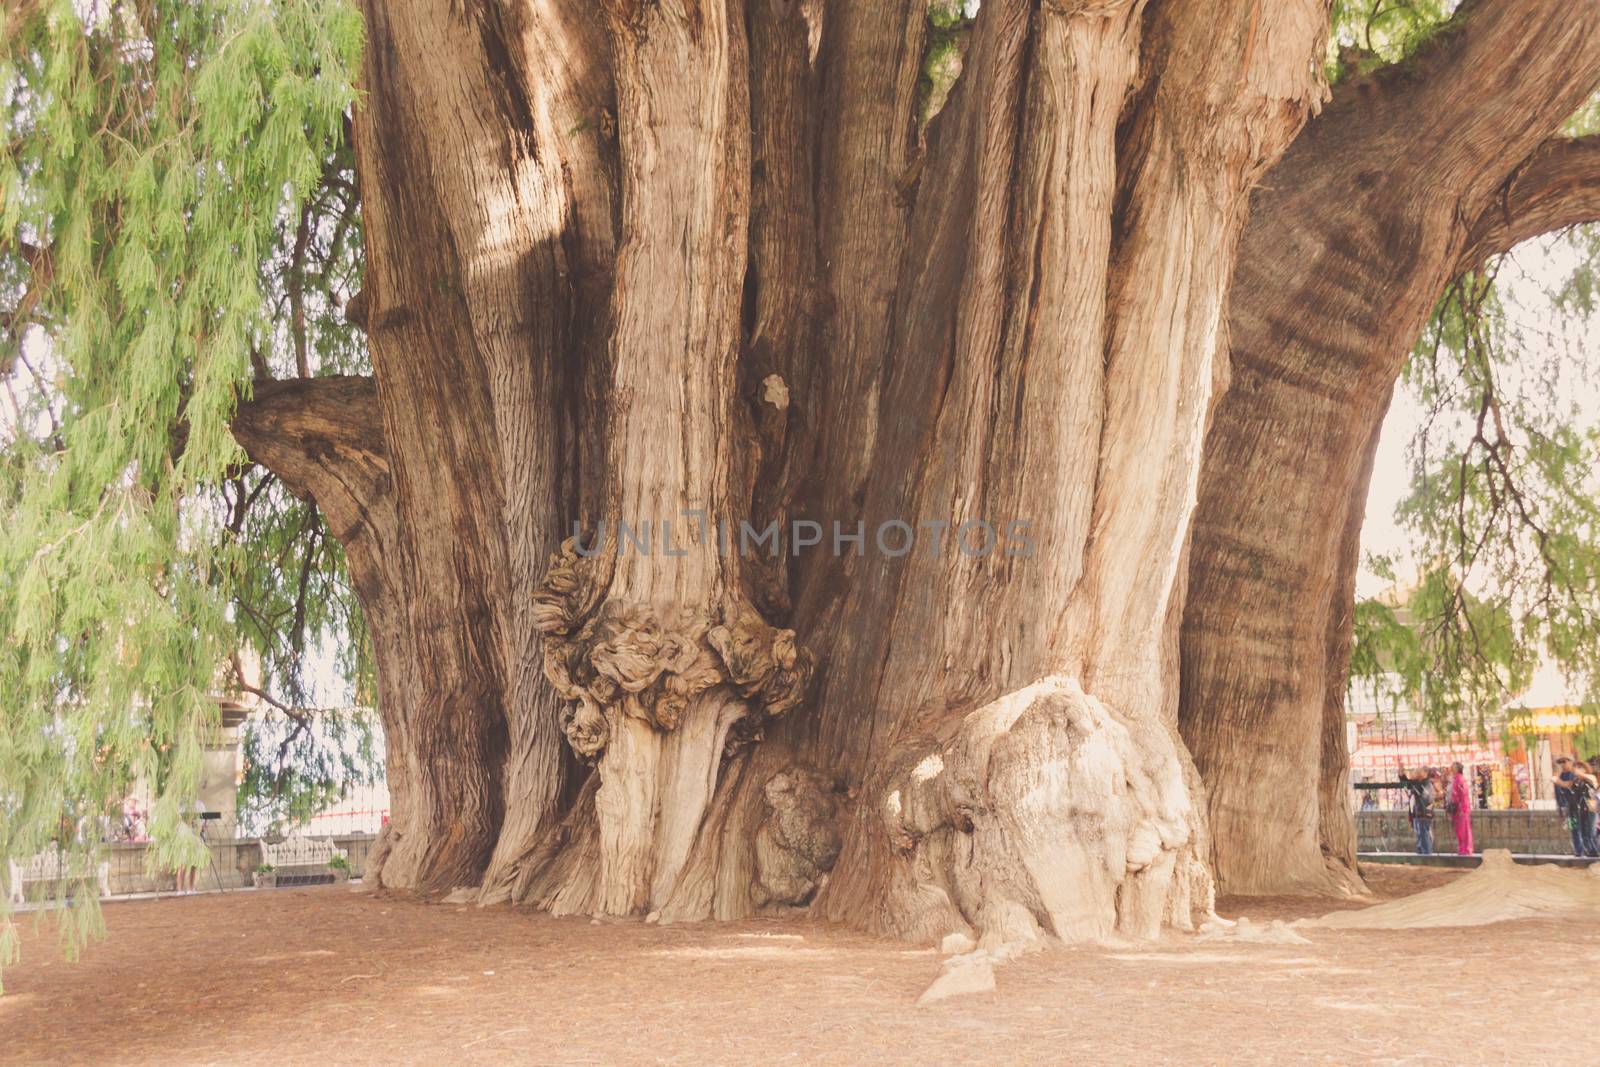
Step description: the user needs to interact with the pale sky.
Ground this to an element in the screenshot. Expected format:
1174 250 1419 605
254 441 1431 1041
1357 231 1600 601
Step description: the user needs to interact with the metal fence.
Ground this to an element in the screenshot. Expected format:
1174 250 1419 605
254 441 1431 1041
100 832 379 897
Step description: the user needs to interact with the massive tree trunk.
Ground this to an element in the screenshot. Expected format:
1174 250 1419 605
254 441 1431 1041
1179 0 1600 896
802 0 1329 944
226 0 1599 941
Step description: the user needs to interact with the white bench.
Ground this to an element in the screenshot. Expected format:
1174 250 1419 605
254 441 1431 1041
8 850 114 906
260 833 347 874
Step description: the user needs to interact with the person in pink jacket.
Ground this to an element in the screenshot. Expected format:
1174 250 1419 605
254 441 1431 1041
1448 762 1475 855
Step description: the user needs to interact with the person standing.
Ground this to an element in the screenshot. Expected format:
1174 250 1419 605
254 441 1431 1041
171 798 205 894
1397 765 1434 855
119 793 145 842
1569 761 1600 859
1447 762 1475 855
1553 757 1582 855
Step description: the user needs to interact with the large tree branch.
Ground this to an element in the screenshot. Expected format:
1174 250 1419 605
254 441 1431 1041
229 375 393 557
1273 0 1600 219
230 375 404 674
1460 135 1600 269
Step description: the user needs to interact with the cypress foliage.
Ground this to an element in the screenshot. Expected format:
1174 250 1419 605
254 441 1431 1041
0 0 361 977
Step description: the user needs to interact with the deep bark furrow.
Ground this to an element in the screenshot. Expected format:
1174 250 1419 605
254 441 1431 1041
741 0 821 621
348 0 621 893
794 0 929 622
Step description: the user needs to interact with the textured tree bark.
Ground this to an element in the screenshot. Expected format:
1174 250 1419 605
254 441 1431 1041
324 0 618 895
1180 0 1600 896
230 0 1326 936
802 0 1329 946
225 0 1600 942
518 0 818 917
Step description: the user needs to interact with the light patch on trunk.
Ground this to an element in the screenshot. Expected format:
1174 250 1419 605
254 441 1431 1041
854 675 1215 948
760 373 790 410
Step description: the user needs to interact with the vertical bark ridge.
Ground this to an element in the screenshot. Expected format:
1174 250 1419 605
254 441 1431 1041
791 0 929 630
814 0 1050 783
352 0 615 893
354 13 514 884
525 0 812 917
591 0 767 914
474 0 620 904
811 0 1330 946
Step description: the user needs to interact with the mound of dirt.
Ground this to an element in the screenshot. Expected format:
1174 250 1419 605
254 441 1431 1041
1300 850 1600 930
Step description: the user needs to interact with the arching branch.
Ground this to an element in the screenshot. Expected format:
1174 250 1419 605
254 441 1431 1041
1460 134 1600 269
1180 0 1600 895
229 375 392 555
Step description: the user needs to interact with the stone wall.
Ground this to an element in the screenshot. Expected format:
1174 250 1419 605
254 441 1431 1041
1356 809 1575 855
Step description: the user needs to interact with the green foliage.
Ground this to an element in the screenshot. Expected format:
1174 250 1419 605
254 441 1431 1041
235 707 379 838
918 1 975 127
1350 566 1533 740
1353 242 1600 740
1327 0 1457 82
0 0 363 979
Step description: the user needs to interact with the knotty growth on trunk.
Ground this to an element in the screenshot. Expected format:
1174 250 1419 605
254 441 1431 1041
227 0 1600 941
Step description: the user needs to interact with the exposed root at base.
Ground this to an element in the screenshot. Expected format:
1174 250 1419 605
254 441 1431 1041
1196 915 1311 944
820 675 1217 950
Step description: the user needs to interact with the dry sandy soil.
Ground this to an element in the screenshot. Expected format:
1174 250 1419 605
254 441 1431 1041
1 865 1587 1066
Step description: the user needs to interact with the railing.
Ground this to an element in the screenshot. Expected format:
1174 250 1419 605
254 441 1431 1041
95 833 379 896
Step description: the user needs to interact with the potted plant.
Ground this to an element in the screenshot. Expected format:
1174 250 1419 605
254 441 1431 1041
327 854 351 884
252 863 276 889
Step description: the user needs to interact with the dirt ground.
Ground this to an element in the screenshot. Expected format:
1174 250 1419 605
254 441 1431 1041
1 864 1587 1066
